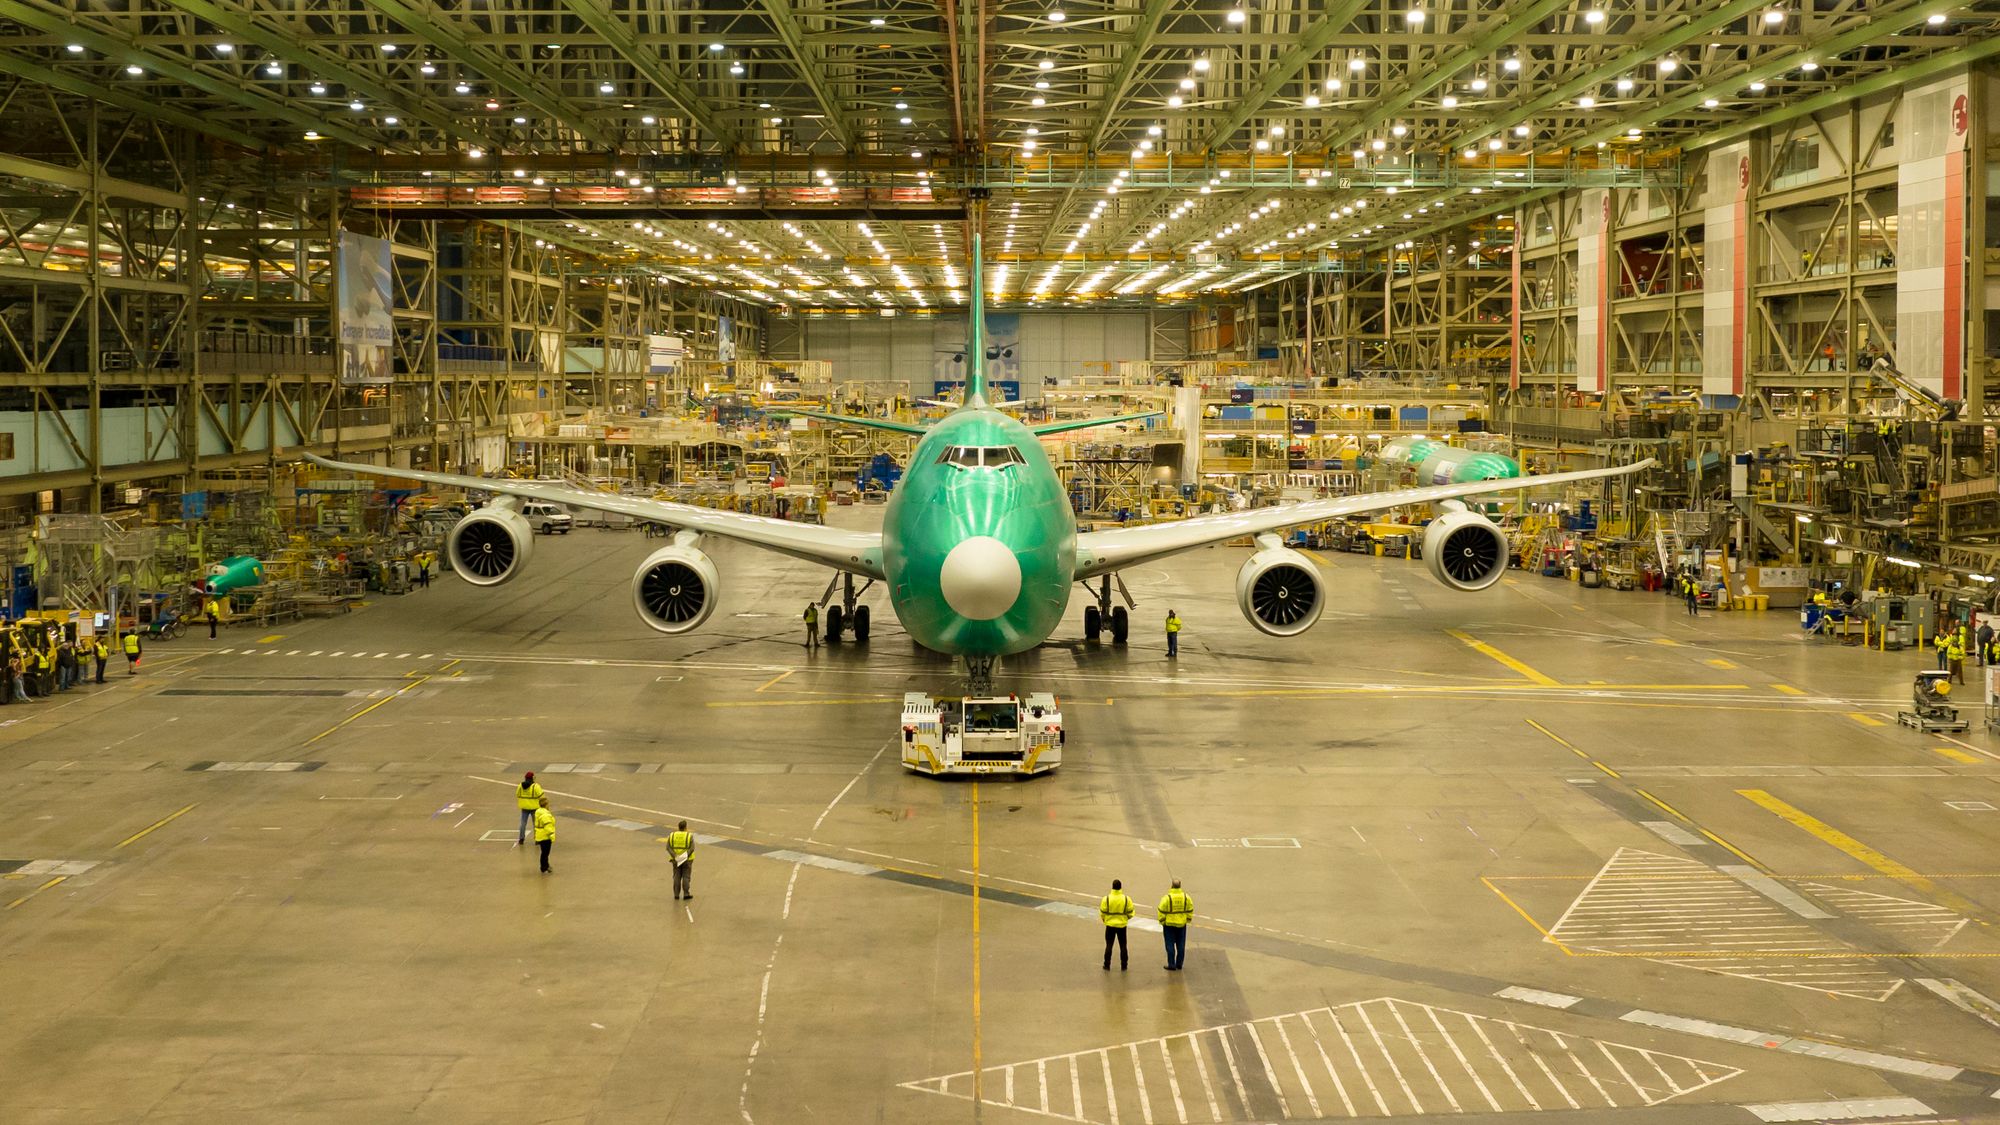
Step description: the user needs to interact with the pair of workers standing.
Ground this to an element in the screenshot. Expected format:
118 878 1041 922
513 772 695 893
1099 878 1195 971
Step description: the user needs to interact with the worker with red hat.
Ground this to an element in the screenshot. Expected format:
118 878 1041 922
515 771 544 846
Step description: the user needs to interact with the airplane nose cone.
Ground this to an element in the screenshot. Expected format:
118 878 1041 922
939 536 1022 621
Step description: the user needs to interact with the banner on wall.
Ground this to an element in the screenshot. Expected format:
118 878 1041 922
1574 189 1610 394
1896 74 1970 400
337 232 394 385
717 316 737 362
1702 143 1752 396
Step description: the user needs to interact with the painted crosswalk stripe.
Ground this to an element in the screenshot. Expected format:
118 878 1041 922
1742 1097 1934 1122
904 998 1741 1122
396 653 410 659
309 651 323 656
329 651 344 657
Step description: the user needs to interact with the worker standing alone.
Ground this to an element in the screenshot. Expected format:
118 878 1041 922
1099 878 1135 971
667 820 695 899
92 635 108 684
1165 609 1181 658
1682 573 1700 617
514 771 544 846
803 602 819 650
1948 629 1967 685
122 630 141 675
205 598 220 639
1158 879 1194 971
533 796 556 874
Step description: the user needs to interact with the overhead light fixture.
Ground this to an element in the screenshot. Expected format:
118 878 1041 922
65 43 83 53
1226 7 1246 23
1584 7 1604 22
383 115 399 125
455 82 471 93
514 115 528 124
1513 123 1530 136
126 63 145 75
1038 58 1054 70
1502 56 1521 72
1470 76 1488 91
1168 94 1184 107
1047 8 1065 20
380 43 396 53
1404 7 1425 24
1801 59 1819 70
309 82 326 94
1926 11 1946 24
467 147 484 158
1441 94 1457 108
1194 56 1211 72
1765 7 1786 23
1748 80 1766 91
349 100 363 110
263 61 281 75
215 42 234 54
1704 97 1720 107
1578 95 1596 108
870 16 886 24
709 42 725 51
1305 94 1320 107
599 81 615 94
1350 55 1367 71
420 62 436 75
1615 76 1634 91
729 63 744 75
1657 54 1678 72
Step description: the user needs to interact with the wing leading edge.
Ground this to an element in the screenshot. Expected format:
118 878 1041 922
303 454 884 578
1073 459 1657 578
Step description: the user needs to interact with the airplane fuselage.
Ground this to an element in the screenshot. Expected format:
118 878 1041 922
880 405 1077 657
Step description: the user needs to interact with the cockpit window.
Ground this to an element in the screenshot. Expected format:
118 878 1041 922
937 445 1025 469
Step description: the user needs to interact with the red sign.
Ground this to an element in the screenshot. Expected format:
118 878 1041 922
1952 93 1969 136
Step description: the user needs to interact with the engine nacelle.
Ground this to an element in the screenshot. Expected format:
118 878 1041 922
632 544 719 634
1423 506 1510 591
447 507 533 587
1235 547 1325 637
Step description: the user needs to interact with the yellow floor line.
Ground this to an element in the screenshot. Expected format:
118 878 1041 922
1737 788 1988 921
1446 629 1558 686
1704 658 1740 670
1929 743 1982 765
1847 712 1886 727
1771 684 1805 695
304 675 430 745
117 804 196 849
1479 877 1571 953
5 875 65 910
257 634 284 644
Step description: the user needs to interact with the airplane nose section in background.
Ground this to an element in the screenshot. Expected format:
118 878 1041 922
939 535 1023 621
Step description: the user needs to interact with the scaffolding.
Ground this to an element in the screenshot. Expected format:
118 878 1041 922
36 515 160 617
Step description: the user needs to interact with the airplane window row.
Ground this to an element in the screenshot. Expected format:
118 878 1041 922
939 446 1026 469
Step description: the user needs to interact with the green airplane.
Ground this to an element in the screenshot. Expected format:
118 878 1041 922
306 235 1651 692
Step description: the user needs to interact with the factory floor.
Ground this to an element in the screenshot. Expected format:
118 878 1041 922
5 511 2000 1124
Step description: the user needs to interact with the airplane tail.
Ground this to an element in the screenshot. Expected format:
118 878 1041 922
964 233 988 406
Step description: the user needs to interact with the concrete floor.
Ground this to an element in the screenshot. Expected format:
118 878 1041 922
5 508 2000 1124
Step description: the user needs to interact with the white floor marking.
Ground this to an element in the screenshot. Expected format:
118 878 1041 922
904 998 1742 1122
1913 978 2000 1030
1543 848 1966 1001
1742 1097 1935 1122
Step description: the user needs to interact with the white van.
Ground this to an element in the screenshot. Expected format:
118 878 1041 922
522 502 573 535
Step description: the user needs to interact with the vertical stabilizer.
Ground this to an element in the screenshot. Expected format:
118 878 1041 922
963 233 988 405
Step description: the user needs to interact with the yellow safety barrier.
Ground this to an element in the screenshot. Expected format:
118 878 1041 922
1731 594 1769 611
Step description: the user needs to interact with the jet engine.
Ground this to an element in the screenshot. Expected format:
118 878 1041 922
1235 545 1325 637
632 543 719 634
1423 505 1510 591
447 507 533 587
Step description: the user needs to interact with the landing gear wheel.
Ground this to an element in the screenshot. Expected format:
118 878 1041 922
853 605 870 643
1109 606 1129 645
826 604 845 643
1083 605 1102 640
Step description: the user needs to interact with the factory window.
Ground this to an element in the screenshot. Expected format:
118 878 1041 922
1771 138 1821 189
0 433 12 460
938 445 1025 469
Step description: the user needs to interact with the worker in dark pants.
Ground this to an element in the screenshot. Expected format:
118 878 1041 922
205 598 220 639
92 635 108 684
1165 609 1181 657
1681 574 1700 616
803 603 819 650
1948 630 1967 685
1158 879 1194 971
1099 878 1135 971
533 796 556 874
122 631 142 675
667 820 695 899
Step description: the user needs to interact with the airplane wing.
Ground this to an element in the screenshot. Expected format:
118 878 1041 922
1073 460 1655 579
303 455 885 578
776 409 929 435
1029 411 1164 437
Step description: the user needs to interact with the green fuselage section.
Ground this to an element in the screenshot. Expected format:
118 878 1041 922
881 405 1077 657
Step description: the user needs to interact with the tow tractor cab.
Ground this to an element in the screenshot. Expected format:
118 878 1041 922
901 692 1064 775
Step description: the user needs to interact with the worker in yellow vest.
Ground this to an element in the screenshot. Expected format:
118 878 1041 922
1158 879 1194 971
92 635 108 684
533 796 556 874
122 631 142 675
204 597 221 639
1947 630 1967 685
1165 609 1181 658
1099 878 1136 971
514 771 543 845
667 820 695 899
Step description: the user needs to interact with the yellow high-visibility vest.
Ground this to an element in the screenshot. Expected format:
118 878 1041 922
516 782 543 810
1158 889 1194 927
123 635 140 656
1099 892 1135 928
667 830 694 858
533 807 556 842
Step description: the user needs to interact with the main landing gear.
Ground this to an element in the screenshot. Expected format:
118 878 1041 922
1080 575 1130 644
818 572 874 644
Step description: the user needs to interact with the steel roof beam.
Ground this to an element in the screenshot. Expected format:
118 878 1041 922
0 1 378 148
0 50 263 149
752 0 857 150
1323 0 1572 153
355 0 618 148
1201 0 1372 152
162 0 496 150
556 0 735 149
